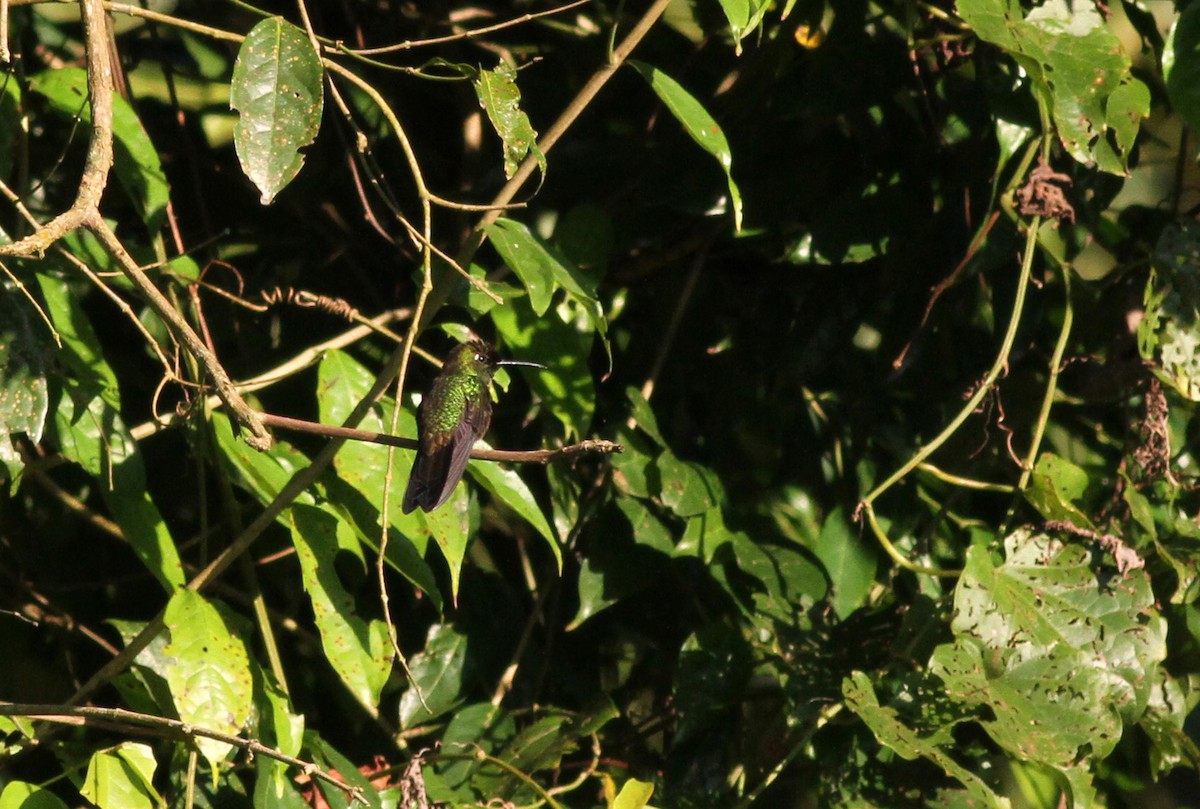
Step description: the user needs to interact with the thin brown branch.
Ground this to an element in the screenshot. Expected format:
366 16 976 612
258 412 622 463
0 702 366 804
344 0 593 56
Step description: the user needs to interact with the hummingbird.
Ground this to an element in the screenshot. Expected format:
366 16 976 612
402 340 544 513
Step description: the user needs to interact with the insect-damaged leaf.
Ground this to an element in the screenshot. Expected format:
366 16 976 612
231 17 324 203
475 60 545 182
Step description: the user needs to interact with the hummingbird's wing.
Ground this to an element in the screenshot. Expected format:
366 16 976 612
401 394 489 513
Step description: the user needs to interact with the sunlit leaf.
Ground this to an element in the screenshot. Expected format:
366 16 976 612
474 60 545 181
81 743 160 809
629 61 742 229
231 17 324 203
162 590 254 772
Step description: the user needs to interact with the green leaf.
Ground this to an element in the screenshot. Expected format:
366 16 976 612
289 504 392 709
0 289 50 482
811 506 876 619
467 448 561 569
162 590 254 772
957 0 1147 174
1024 453 1093 528
231 17 324 203
398 623 469 729
626 387 666 446
611 779 655 809
80 743 160 809
211 410 313 510
1139 222 1200 401
29 68 170 229
53 384 185 592
842 672 1011 809
615 495 674 554
487 218 596 315
1165 3 1200 137
655 449 715 517
628 61 742 229
474 60 546 181
0 781 70 809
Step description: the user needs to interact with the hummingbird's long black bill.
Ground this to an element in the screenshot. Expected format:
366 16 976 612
495 360 547 370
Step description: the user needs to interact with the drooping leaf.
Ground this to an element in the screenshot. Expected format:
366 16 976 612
289 504 392 709
629 61 743 230
474 60 545 181
161 590 254 772
231 17 324 203
316 349 444 607
466 447 560 569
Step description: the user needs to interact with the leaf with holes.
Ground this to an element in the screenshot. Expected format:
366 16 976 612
231 17 324 203
475 60 545 181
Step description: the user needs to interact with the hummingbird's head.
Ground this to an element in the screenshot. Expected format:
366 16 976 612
445 340 544 379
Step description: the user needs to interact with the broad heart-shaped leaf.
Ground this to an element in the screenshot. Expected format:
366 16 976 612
29 67 170 230
398 623 469 730
1139 222 1200 401
957 0 1148 174
231 17 324 204
928 530 1167 806
842 672 1011 809
0 288 50 482
289 504 392 709
80 743 159 809
0 781 70 809
161 591 254 773
628 61 743 230
474 60 546 181
1165 2 1200 138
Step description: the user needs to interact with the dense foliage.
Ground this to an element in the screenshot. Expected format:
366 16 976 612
2 0 1200 806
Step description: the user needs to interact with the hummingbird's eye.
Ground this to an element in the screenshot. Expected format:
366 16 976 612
475 353 486 362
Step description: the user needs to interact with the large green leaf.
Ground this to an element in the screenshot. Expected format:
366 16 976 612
810 506 875 619
162 590 254 772
289 504 392 709
628 61 743 229
231 17 324 203
957 0 1148 174
474 60 545 181
466 446 561 569
29 68 170 230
